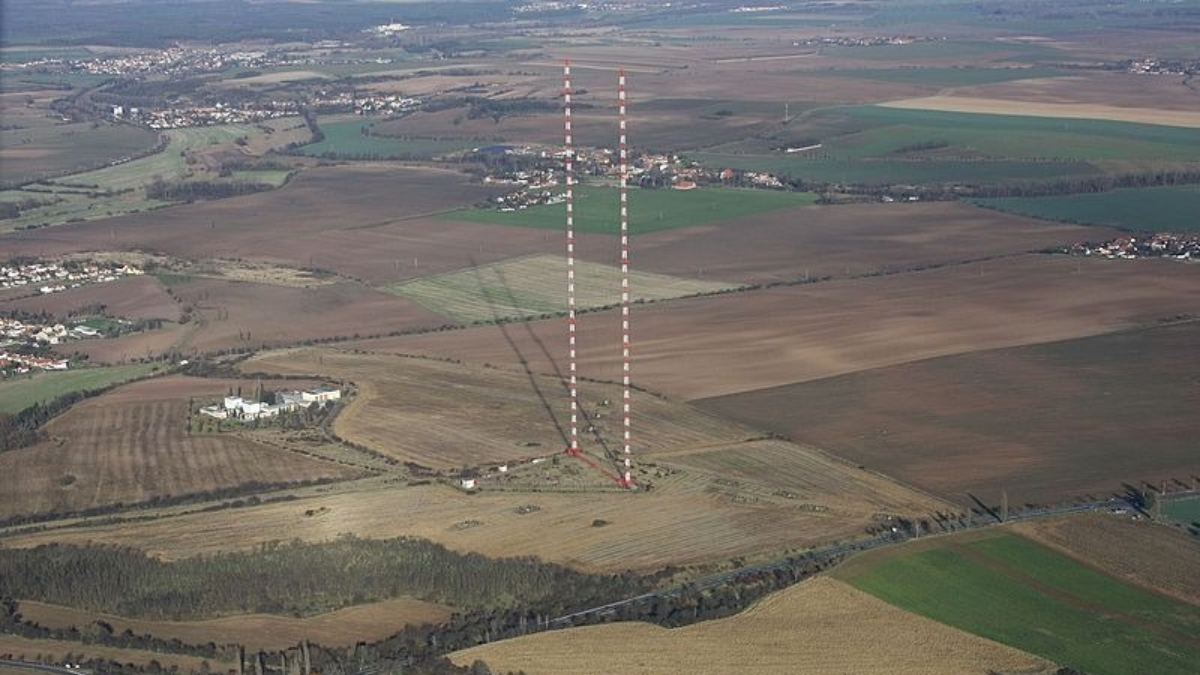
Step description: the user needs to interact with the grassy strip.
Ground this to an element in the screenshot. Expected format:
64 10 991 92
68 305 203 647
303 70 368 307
846 533 1200 675
293 119 475 160
1163 496 1200 525
0 363 159 414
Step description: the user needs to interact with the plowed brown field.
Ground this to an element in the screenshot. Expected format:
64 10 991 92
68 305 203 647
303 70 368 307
0 275 178 321
351 255 1200 401
451 577 1051 675
632 201 1112 285
698 321 1200 505
0 164 553 286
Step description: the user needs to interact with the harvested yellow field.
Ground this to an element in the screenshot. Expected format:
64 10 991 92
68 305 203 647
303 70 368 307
2 350 946 573
0 635 228 672
452 577 1052 675
880 95 1200 128
18 597 453 652
246 349 753 470
3 444 946 573
658 439 942 515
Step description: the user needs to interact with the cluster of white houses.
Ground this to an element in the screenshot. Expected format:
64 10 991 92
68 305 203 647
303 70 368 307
199 385 341 421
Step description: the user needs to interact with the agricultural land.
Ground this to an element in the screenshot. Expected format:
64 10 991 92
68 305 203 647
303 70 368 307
835 528 1200 675
452 576 1052 675
2 1 1200 674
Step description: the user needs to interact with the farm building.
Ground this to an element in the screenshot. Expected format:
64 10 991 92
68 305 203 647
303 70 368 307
302 386 341 403
200 385 343 421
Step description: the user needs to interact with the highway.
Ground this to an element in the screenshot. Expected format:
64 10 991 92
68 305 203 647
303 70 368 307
547 496 1134 628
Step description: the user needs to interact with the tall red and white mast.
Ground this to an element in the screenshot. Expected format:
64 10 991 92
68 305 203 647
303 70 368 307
564 60 580 457
618 68 633 488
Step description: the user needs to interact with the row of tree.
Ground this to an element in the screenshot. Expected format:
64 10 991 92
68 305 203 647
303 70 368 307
0 536 651 620
145 180 274 202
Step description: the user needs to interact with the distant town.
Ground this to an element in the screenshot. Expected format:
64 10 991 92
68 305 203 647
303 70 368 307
1 259 148 376
1 259 145 295
1068 233 1200 261
479 145 787 209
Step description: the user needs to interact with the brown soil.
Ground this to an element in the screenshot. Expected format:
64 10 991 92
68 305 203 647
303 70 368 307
697 321 1200 506
633 201 1114 285
0 164 532 285
351 255 1200 402
165 279 447 354
0 275 178 321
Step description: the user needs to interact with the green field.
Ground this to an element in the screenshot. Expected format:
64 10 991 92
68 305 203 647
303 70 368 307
445 185 817 234
690 104 1200 186
45 125 255 192
688 154 1095 186
383 254 738 323
0 48 96 64
1163 496 1200 525
975 186 1200 233
295 119 475 160
842 532 1200 675
810 66 1068 87
0 363 160 414
1 123 290 231
4 72 115 89
819 107 1200 161
817 39 1066 63
1 122 159 186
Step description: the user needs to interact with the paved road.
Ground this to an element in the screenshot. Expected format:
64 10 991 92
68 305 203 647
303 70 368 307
547 497 1133 627
0 659 85 675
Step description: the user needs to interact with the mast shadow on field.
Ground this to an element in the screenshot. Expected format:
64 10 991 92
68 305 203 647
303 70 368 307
486 259 621 476
496 263 621 473
966 492 1002 523
469 256 567 447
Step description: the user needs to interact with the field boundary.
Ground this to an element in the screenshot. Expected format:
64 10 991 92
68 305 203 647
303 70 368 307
880 96 1200 129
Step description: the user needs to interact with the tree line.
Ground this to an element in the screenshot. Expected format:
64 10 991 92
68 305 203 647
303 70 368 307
0 536 651 620
145 180 274 202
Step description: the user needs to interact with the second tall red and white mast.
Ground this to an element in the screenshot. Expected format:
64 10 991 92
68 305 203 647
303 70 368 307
564 60 580 457
618 68 633 488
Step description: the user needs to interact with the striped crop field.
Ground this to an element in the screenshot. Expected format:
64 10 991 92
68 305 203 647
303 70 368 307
381 254 739 323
